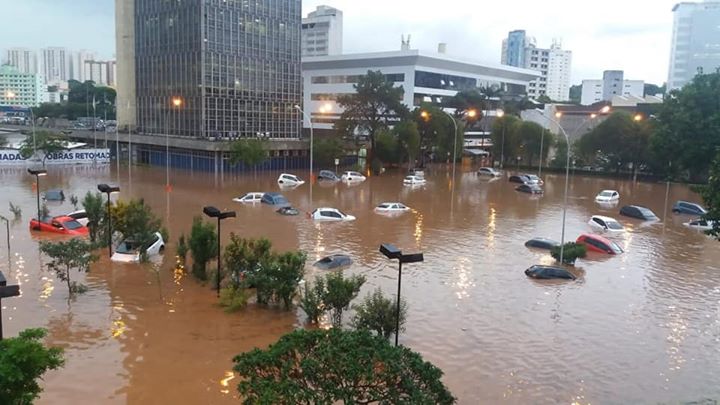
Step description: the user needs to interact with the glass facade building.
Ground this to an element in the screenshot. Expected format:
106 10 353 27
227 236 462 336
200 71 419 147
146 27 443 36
134 0 302 139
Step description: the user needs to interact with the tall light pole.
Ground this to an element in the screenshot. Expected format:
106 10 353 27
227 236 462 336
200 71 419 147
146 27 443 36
379 243 424 347
167 97 183 192
497 109 506 169
294 105 314 203
203 207 236 297
542 105 610 264
98 184 120 257
438 109 477 188
27 168 47 230
538 127 546 177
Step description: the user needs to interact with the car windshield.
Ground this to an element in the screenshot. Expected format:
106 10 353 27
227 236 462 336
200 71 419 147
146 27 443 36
600 191 614 197
606 220 623 230
115 240 140 254
609 241 624 254
62 220 83 230
637 207 656 218
378 204 390 209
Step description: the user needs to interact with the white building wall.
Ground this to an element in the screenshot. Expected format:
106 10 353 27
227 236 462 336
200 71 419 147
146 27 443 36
581 80 603 105
302 6 343 57
5 48 38 74
71 50 97 82
40 47 70 86
0 65 47 107
546 47 571 101
622 80 644 98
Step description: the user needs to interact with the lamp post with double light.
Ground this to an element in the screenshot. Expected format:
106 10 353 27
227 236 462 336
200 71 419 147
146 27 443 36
203 206 236 297
97 184 120 257
379 243 424 347
27 168 47 230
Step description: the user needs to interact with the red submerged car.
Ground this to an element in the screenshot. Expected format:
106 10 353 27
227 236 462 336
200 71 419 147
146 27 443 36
29 216 89 236
576 234 623 255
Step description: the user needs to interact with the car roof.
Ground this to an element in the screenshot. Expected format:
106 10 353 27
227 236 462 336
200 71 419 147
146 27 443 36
578 233 613 244
592 215 618 222
53 215 75 222
600 190 618 193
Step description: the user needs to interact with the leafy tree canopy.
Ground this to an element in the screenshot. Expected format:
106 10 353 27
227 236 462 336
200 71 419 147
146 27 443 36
576 111 652 173
699 151 720 239
228 138 269 173
233 328 456 405
18 130 68 165
40 238 98 295
312 137 344 169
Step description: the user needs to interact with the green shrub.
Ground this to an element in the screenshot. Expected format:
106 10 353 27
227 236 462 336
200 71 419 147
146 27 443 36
176 234 188 265
299 280 325 324
551 242 587 265
188 217 216 281
351 288 407 339
219 286 250 313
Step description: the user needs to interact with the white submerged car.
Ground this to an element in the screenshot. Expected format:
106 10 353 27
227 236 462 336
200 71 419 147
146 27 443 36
478 167 502 177
66 209 90 226
310 208 356 222
403 175 426 186
595 190 620 203
341 171 366 183
374 202 410 214
233 192 264 204
588 215 625 233
111 232 165 263
277 173 305 187
684 218 716 231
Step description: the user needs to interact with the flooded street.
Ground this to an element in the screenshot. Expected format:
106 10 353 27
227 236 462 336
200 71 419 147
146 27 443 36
1 164 719 404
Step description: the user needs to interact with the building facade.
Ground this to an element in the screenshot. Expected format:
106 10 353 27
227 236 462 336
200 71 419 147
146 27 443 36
5 48 38 75
0 64 48 107
83 60 117 86
132 0 302 139
70 50 97 82
501 31 572 101
40 47 70 86
302 49 540 131
301 5 343 57
116 0 137 131
580 70 644 105
668 2 720 90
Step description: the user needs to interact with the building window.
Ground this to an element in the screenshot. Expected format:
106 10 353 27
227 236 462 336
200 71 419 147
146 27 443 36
414 71 476 91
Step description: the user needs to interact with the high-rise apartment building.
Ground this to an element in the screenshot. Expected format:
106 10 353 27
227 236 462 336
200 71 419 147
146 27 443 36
0 64 48 107
70 50 97 82
83 60 117 86
5 48 38 75
501 31 572 101
668 2 720 90
581 70 645 105
40 47 70 86
131 0 301 139
301 5 342 57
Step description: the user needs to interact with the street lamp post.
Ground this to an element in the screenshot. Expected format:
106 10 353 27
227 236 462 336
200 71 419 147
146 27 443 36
538 127 546 177
167 97 183 192
293 105 314 203
497 110 506 169
203 206 236 297
379 243 424 347
27 168 47 230
98 184 120 257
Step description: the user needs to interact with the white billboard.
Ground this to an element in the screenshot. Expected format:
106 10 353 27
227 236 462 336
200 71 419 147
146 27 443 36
0 149 111 165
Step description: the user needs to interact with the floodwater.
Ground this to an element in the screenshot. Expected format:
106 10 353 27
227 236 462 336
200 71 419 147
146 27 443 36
1 163 719 404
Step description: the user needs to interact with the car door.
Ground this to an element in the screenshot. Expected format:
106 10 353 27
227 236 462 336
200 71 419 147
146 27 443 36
592 217 606 230
51 220 65 233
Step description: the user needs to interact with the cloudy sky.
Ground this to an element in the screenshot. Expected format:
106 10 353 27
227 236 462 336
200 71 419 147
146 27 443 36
0 0 678 85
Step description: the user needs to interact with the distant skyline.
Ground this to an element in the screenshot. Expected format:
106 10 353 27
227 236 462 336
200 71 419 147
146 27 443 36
0 0 681 85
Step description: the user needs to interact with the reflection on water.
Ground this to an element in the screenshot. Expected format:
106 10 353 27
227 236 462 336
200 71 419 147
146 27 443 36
1 165 719 404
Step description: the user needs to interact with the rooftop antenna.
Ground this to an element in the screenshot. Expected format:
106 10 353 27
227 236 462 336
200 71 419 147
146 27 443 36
401 34 411 51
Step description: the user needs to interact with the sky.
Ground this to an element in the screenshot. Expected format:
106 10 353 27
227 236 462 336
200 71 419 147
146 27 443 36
0 0 679 85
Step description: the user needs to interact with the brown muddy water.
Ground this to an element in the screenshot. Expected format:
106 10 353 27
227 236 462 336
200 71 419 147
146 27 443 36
0 164 719 404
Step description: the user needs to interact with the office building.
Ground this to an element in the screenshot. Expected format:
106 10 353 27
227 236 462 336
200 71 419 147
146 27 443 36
302 48 541 131
40 47 70 86
501 31 572 101
132 0 301 139
0 64 48 107
668 2 720 90
5 48 38 75
581 70 644 105
302 5 343 57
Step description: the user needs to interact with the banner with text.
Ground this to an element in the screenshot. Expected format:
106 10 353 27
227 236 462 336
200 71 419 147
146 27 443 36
0 149 111 165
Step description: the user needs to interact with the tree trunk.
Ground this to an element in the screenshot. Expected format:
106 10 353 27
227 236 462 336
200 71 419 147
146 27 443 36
66 266 72 294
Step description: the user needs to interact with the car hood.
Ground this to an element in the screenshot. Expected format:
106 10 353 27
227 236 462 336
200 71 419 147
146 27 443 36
111 252 140 263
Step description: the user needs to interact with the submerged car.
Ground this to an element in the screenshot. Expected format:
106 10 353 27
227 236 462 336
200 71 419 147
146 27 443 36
313 254 353 270
277 173 305 187
619 205 659 221
588 215 625 233
341 171 366 183
310 208 356 222
595 190 620 203
43 189 65 201
29 215 89 236
111 232 165 263
683 218 716 231
408 168 425 178
403 175 426 186
478 167 501 177
509 174 530 184
525 265 576 280
276 207 300 216
525 174 544 186
576 234 624 255
524 238 560 250
261 192 289 206
672 201 707 216
66 209 89 226
374 202 410 213
318 170 340 182
516 184 543 194
233 192 265 204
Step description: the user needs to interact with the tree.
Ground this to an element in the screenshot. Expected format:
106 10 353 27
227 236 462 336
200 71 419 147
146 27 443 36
447 89 490 120
644 83 666 96
299 279 326 324
374 129 401 165
82 191 104 244
569 85 582 104
516 121 554 167
577 112 651 175
490 115 522 166
351 288 407 340
40 238 98 295
551 243 587 265
266 251 307 310
699 150 720 239
18 131 68 166
224 235 273 290
320 271 366 327
228 139 268 176
413 105 453 165
651 72 720 181
233 329 456 404
312 137 344 169
188 216 217 281
0 329 64 404
395 121 421 168
110 199 163 261
336 70 409 156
